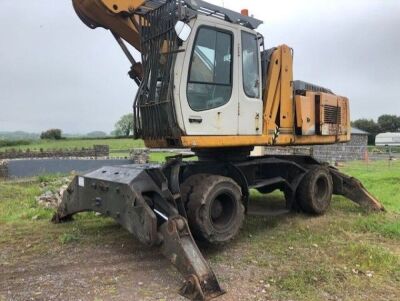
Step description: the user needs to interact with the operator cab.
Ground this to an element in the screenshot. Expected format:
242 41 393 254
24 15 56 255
173 14 264 137
133 0 265 143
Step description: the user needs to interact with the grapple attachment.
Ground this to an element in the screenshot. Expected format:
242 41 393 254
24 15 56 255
52 164 224 300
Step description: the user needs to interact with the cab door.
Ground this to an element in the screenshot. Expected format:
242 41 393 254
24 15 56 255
179 17 239 136
238 30 263 135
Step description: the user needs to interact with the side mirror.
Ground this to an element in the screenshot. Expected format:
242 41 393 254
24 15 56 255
174 21 192 41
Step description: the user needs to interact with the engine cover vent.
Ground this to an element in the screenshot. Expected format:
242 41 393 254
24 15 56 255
324 105 341 124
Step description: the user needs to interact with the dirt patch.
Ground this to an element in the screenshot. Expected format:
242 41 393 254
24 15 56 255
0 228 273 301
1 234 182 301
2 215 399 301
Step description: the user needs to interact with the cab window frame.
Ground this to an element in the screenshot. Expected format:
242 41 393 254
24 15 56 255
241 31 261 99
186 25 234 112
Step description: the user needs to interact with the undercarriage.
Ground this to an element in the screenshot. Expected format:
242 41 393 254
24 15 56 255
53 153 383 300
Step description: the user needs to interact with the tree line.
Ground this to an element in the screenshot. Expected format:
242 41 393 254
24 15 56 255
35 114 133 141
352 114 400 144
36 113 400 144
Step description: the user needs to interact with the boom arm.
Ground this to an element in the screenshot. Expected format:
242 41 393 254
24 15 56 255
72 0 151 83
72 0 144 51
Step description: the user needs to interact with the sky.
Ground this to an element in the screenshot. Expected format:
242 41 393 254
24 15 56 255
0 0 399 134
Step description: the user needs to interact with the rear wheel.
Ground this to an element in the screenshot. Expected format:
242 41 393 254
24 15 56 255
181 174 244 244
297 166 333 215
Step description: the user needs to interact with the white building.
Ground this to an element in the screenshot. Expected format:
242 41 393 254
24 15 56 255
375 132 400 146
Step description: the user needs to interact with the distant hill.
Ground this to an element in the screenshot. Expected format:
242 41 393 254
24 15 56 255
86 131 108 138
63 132 108 138
62 133 85 138
0 131 109 141
0 131 40 141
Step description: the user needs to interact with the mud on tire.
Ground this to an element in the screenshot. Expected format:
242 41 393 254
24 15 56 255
181 174 244 245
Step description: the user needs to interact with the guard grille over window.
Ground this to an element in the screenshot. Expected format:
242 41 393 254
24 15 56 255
134 0 181 140
324 105 341 124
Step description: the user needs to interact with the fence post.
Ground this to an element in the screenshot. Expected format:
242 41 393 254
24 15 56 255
93 145 110 159
0 160 8 179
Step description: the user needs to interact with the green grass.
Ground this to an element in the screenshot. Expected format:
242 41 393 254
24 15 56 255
238 161 400 300
340 160 400 212
0 180 47 222
58 228 82 244
0 138 192 161
0 139 33 148
240 189 400 300
0 138 144 154
353 213 400 238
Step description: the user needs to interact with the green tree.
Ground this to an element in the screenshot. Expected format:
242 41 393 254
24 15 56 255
377 114 400 133
113 113 133 137
40 129 63 140
351 119 380 145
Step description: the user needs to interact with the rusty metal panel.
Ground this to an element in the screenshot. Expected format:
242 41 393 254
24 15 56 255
295 95 316 135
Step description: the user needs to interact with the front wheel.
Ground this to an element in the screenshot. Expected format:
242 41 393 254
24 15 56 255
181 174 244 245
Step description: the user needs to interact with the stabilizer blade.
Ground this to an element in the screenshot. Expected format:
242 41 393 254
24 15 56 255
329 167 384 211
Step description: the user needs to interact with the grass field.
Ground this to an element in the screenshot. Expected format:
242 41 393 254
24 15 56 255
0 160 399 300
0 138 180 161
0 138 144 153
340 160 400 212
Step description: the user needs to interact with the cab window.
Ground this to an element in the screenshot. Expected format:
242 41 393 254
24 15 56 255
187 27 233 111
241 31 260 98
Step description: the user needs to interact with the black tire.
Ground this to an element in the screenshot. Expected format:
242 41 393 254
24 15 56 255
297 166 333 215
181 174 244 244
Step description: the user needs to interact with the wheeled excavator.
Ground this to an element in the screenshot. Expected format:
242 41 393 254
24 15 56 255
53 1 384 300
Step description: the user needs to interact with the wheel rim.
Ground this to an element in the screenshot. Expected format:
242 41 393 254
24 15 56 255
209 192 236 230
315 176 329 202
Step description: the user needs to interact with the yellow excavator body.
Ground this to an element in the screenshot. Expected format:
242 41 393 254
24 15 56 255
53 2 383 300
72 0 350 150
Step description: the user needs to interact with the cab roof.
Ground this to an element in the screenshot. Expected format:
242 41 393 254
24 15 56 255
136 0 263 30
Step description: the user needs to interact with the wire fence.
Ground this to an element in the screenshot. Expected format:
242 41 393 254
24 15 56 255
336 159 400 175
258 145 400 173
108 145 400 173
